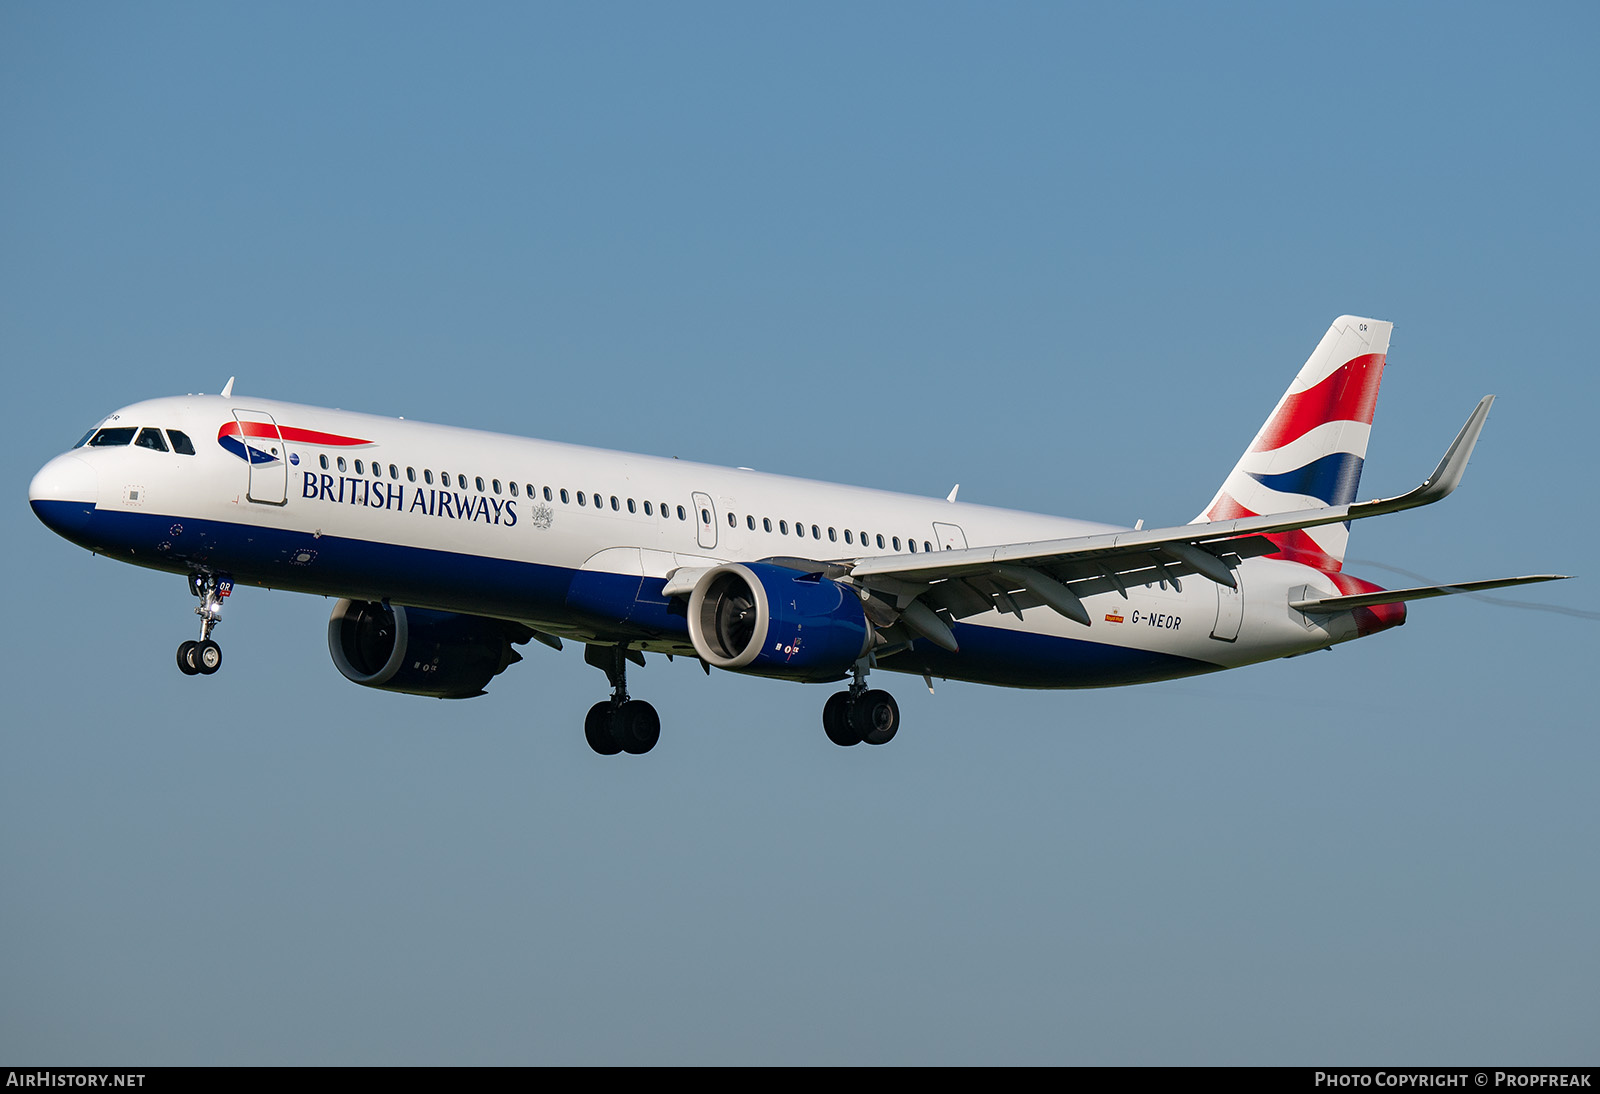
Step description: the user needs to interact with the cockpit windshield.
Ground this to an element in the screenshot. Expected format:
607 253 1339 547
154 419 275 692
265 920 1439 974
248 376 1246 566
74 424 198 455
87 427 137 447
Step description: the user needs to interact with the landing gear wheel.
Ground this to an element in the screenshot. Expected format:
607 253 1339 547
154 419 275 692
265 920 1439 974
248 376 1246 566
823 691 861 746
195 639 222 675
851 689 900 746
582 645 661 755
177 641 201 676
616 700 660 755
585 702 622 756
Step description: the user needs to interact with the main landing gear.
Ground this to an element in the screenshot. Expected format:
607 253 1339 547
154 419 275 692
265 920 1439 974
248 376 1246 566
583 644 660 755
822 659 900 747
176 572 231 677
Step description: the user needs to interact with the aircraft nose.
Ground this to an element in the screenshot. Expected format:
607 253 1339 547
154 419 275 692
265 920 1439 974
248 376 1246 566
29 454 99 539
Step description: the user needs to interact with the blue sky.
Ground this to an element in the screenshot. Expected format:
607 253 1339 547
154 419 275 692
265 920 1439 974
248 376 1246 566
3 2 1595 1064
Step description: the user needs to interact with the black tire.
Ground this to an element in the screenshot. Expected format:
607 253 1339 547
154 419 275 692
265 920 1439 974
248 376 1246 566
617 700 660 755
823 691 861 746
851 689 899 746
585 702 621 755
177 641 201 676
196 639 222 675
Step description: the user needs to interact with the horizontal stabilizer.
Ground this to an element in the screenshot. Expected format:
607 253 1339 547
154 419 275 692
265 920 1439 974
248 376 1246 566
1290 574 1571 614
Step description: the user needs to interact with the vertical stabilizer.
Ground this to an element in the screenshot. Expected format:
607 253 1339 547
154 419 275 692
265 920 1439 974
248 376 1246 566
1196 315 1392 571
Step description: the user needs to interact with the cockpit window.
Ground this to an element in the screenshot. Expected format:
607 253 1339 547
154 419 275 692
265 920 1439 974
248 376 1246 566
74 429 97 448
88 427 136 447
135 428 169 452
167 430 195 455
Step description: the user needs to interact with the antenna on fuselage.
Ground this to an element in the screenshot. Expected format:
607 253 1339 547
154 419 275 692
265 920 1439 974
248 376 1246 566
946 484 960 503
221 377 235 399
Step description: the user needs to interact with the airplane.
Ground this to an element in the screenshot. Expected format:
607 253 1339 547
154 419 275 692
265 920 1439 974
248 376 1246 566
28 315 1568 755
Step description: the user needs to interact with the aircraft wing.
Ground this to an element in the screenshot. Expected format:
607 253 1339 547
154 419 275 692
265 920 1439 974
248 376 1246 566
839 396 1505 650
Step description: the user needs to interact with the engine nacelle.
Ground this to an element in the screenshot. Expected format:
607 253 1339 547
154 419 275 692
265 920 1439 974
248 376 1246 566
327 599 525 699
686 562 871 682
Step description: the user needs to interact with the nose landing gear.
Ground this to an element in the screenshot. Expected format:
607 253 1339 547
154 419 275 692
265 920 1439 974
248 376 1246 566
177 573 231 676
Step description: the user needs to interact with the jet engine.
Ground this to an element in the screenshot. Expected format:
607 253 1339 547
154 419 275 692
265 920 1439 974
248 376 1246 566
327 599 528 698
686 563 871 682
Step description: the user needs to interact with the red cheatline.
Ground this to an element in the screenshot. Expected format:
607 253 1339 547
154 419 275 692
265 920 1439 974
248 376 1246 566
218 422 372 446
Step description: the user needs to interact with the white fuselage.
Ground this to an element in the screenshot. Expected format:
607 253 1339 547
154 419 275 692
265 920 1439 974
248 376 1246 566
31 393 1360 689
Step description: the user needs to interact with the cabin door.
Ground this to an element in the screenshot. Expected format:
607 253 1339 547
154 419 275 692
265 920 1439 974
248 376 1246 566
232 410 288 506
1211 579 1243 641
692 492 718 550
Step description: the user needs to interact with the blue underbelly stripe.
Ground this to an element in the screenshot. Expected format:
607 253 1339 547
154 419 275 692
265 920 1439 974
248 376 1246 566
36 501 1221 689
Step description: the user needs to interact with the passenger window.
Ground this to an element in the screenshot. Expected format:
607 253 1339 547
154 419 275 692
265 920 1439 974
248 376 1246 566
338 457 348 472
577 491 586 506
560 489 569 504
644 501 653 516
509 482 518 497
408 467 417 483
876 534 885 549
89 427 136 447
167 430 196 455
892 537 901 551
544 487 553 501
628 498 636 513
844 530 853 544
611 496 620 511
677 506 686 521
812 524 820 539
828 527 837 542
747 515 755 530
355 459 365 474
725 510 733 526
493 479 501 494
908 539 917 553
763 518 772 532
925 541 933 553
319 454 330 470
424 469 433 485
135 428 168 452
476 476 485 492
779 520 788 535
389 464 398 479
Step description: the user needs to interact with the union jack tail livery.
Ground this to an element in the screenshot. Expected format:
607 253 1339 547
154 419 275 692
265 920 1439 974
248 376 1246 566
1197 315 1392 572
